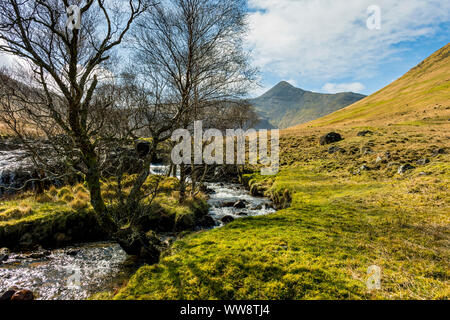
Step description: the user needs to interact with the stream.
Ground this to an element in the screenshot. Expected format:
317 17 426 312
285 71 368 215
0 164 275 300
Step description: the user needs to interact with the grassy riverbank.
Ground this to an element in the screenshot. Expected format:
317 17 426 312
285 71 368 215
114 125 449 300
0 177 208 250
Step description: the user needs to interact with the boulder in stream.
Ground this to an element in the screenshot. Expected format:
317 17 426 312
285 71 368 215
198 215 216 228
221 216 235 224
0 287 34 301
0 248 10 263
233 200 246 209
11 289 34 301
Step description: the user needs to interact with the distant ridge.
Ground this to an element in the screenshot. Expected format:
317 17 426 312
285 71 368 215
292 43 450 129
250 81 366 129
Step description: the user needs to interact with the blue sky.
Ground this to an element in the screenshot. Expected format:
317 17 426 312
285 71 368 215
245 0 450 97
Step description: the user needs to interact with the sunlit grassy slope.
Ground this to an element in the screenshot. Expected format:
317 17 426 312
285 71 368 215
290 43 450 129
110 44 450 301
112 123 449 300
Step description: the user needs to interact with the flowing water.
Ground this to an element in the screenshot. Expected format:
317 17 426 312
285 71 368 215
0 164 275 300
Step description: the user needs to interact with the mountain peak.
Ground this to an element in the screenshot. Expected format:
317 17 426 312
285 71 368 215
251 80 366 129
275 81 295 88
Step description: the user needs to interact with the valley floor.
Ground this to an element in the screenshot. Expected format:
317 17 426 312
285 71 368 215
113 124 449 300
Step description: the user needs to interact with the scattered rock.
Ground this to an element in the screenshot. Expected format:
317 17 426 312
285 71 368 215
328 146 345 154
375 156 383 163
219 201 235 208
357 130 373 137
10 289 34 301
361 147 374 155
250 204 263 210
398 164 415 174
198 215 216 228
419 172 431 176
431 148 446 156
387 162 400 168
28 251 51 259
221 216 235 224
0 287 18 301
0 248 10 263
353 165 370 175
233 200 246 209
67 249 80 256
319 132 343 145
360 165 370 171
175 214 195 232
416 158 430 165
116 228 160 263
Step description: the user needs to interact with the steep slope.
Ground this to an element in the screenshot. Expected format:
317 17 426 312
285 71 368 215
294 43 450 129
250 81 365 129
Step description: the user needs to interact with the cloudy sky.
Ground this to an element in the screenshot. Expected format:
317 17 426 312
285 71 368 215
246 0 450 96
1 1 448 98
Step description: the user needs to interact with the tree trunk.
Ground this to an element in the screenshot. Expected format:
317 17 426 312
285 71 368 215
179 164 187 202
85 155 117 237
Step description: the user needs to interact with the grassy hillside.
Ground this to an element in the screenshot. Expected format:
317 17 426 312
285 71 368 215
113 124 449 300
294 43 450 129
250 81 365 129
108 44 450 301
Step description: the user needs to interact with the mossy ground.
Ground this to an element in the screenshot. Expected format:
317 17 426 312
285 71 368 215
114 125 449 300
0 176 207 249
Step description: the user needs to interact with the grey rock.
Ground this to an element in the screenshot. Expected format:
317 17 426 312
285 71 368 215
361 147 374 155
219 201 235 208
319 132 343 145
198 215 216 228
233 200 246 209
357 130 373 137
431 148 446 156
398 164 415 174
416 158 430 165
221 216 235 224
328 146 345 154
0 287 18 301
251 204 263 210
66 249 80 256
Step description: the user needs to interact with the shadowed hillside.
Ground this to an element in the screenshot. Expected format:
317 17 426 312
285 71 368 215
250 81 365 129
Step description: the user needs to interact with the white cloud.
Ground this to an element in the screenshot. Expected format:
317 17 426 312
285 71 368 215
322 82 365 93
246 0 450 81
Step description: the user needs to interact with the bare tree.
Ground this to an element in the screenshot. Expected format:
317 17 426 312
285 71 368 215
0 0 164 260
131 0 257 202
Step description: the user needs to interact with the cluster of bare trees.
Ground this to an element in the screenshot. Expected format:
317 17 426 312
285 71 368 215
0 0 257 258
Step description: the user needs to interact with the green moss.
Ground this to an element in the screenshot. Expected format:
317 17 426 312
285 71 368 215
158 177 181 192
57 187 72 198
61 193 75 203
